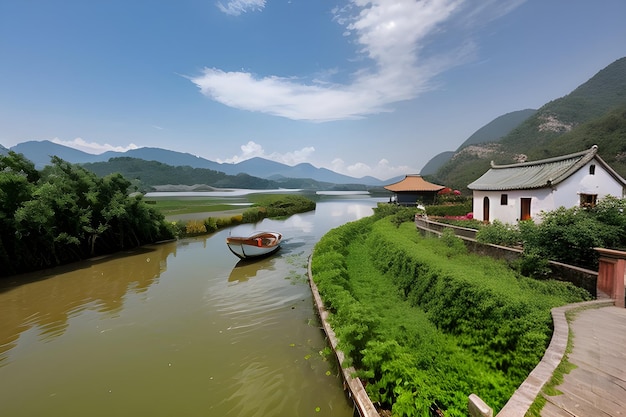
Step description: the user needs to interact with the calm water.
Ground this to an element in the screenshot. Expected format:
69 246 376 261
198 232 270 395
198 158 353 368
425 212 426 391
0 196 383 417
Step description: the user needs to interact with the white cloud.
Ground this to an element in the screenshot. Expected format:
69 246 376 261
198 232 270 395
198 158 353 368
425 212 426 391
217 0 266 16
51 137 138 154
217 140 315 165
216 141 413 180
192 0 524 121
330 157 415 180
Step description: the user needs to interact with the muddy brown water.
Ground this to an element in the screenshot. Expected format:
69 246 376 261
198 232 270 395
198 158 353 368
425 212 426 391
0 197 383 417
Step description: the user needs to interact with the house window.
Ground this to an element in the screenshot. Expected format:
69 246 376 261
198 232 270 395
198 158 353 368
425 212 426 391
589 164 596 175
500 194 508 205
580 193 597 208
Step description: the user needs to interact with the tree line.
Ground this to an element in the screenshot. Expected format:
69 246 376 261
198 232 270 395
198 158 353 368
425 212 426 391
0 152 175 277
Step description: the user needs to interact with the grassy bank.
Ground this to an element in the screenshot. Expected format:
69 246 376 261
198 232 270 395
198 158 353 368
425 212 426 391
144 198 245 216
163 194 316 237
310 214 591 416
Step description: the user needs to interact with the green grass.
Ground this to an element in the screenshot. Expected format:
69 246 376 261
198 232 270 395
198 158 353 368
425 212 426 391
311 215 591 416
143 198 249 215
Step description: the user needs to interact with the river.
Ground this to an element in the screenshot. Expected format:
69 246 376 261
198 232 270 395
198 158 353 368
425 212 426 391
0 195 384 417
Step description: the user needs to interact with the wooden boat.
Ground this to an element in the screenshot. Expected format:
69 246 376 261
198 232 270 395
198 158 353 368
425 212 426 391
226 231 282 260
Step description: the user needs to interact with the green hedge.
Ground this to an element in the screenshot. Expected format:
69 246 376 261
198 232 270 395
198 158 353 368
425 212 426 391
425 200 472 217
311 217 591 416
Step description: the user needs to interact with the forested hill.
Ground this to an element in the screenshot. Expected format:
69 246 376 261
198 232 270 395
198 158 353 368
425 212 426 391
420 109 537 176
81 157 366 192
430 56 626 191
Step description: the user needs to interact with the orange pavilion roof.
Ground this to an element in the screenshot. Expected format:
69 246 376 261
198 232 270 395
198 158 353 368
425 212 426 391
384 175 445 192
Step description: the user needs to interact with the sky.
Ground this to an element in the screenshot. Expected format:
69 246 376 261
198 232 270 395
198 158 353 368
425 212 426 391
1 1 625 181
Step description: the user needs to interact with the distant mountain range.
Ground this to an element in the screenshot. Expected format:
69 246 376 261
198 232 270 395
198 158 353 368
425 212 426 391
4 56 625 192
2 140 398 186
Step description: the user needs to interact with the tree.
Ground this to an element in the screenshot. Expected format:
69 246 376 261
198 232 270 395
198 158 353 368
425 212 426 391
1 156 175 277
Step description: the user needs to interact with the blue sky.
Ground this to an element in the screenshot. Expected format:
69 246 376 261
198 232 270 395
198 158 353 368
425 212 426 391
1 1 625 180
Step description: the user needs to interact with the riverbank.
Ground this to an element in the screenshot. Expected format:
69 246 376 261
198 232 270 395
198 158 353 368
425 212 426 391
309 214 592 416
155 194 317 238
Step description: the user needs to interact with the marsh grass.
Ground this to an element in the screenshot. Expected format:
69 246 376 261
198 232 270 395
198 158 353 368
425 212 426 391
144 198 243 215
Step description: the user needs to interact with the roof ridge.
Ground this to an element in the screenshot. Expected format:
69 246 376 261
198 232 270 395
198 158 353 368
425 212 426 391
490 145 598 169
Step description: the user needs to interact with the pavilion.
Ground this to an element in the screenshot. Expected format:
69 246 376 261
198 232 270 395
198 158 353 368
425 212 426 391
384 174 446 205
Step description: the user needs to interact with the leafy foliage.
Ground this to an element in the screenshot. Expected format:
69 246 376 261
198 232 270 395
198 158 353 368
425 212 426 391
311 217 591 416
425 200 473 217
0 154 175 277
476 199 626 270
249 194 316 218
476 220 522 247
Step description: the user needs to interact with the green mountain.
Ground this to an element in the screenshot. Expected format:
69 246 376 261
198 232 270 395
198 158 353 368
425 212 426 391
421 109 536 175
431 57 626 191
81 157 363 192
459 109 538 149
420 151 456 176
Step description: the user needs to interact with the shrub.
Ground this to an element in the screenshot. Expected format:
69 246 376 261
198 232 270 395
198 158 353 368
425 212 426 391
312 217 591 416
185 220 207 235
242 207 267 223
531 207 614 269
204 217 218 233
476 220 521 247
372 203 417 220
439 228 467 256
425 200 472 217
215 217 233 228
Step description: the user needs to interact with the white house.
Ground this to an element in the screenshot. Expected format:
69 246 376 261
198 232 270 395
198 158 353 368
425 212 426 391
467 145 626 223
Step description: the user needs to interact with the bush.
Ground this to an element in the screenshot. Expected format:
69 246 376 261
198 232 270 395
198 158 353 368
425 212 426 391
204 217 218 233
476 220 521 247
531 207 614 269
372 203 417 221
425 200 472 217
185 220 207 235
242 207 267 223
311 217 591 416
252 194 316 217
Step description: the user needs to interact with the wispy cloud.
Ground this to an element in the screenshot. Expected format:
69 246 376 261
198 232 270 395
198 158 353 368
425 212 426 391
331 157 414 180
192 0 524 121
51 137 138 154
217 140 315 165
217 0 266 16
219 141 411 179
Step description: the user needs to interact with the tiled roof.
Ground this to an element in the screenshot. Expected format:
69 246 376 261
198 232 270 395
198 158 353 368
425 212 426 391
467 145 624 191
384 175 445 192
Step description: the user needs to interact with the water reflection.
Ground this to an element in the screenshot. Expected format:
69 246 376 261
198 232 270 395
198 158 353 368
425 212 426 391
0 243 177 366
0 197 384 417
228 258 278 283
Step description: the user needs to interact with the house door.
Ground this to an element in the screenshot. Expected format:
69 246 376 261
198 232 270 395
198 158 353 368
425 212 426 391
520 198 531 221
483 197 490 222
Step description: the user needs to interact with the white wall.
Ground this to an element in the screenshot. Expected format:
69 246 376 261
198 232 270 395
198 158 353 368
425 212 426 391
471 159 625 224
472 188 554 224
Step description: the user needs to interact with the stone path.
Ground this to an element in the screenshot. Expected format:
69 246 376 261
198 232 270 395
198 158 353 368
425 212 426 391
541 306 626 417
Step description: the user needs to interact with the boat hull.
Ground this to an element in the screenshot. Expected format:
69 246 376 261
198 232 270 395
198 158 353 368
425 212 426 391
226 231 282 260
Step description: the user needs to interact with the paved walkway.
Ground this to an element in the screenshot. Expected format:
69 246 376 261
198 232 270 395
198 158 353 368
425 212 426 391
541 306 626 417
